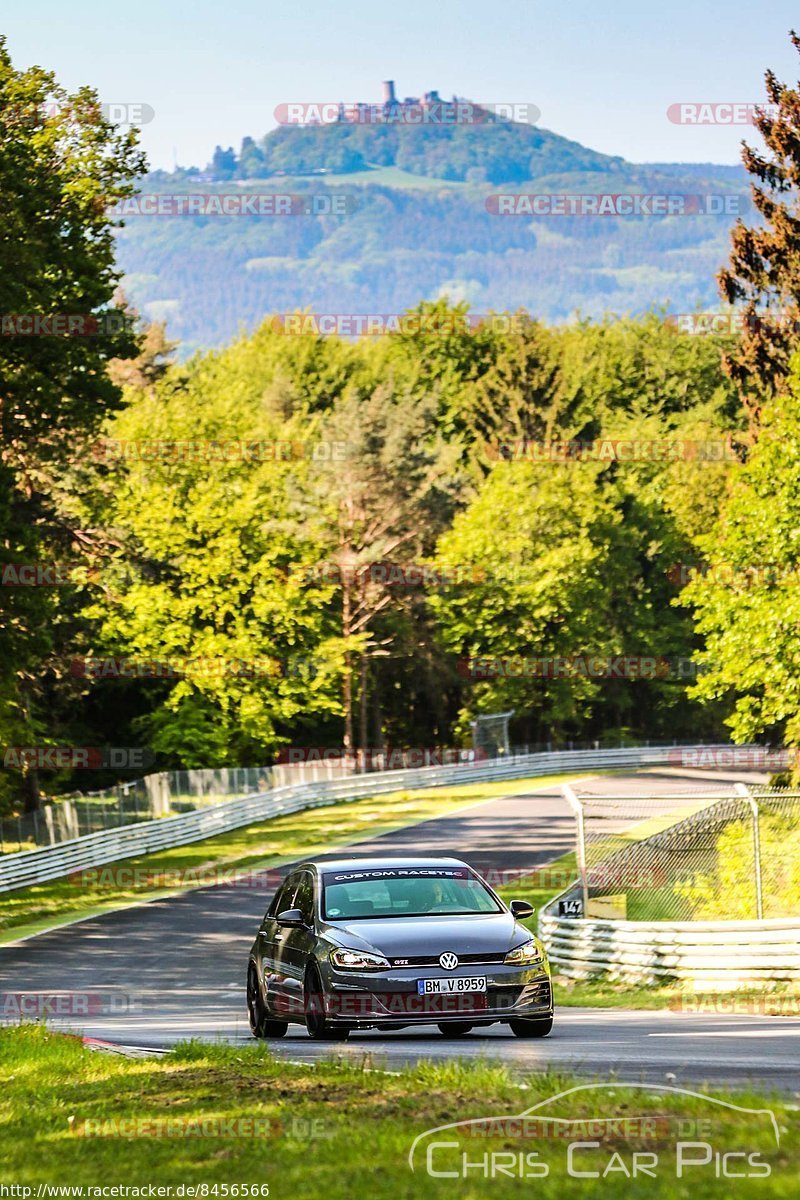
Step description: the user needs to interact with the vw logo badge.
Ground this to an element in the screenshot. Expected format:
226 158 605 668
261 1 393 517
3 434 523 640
439 952 459 970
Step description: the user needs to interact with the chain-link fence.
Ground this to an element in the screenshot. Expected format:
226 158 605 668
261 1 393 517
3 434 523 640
562 782 800 921
0 736 714 855
0 760 352 854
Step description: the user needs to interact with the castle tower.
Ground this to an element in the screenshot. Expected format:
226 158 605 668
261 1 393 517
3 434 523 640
382 80 397 105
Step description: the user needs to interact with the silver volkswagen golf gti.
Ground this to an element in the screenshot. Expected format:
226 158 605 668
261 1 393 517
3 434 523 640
246 857 553 1040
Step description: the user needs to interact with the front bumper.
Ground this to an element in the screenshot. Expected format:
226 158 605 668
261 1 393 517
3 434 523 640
317 963 553 1028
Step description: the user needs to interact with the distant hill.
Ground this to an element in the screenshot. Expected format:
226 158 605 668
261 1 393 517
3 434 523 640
116 104 752 355
637 162 748 183
222 116 627 184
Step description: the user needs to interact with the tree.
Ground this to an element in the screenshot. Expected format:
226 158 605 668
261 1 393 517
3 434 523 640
718 30 800 424
107 319 177 391
85 336 352 767
430 395 736 745
458 315 561 450
237 136 266 178
0 39 145 810
301 383 461 754
684 354 800 749
372 299 498 440
210 145 237 179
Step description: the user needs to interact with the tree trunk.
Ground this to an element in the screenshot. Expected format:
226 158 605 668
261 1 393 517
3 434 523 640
343 656 353 752
359 653 368 771
342 581 353 752
20 688 42 812
372 675 384 758
22 765 41 814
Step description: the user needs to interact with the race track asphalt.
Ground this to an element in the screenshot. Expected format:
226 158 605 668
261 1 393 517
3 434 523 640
3 766 797 1094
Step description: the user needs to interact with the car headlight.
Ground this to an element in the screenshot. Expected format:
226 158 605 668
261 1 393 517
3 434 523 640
504 938 545 966
330 948 390 971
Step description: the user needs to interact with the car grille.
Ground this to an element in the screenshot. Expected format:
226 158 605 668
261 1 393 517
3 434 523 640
486 986 524 1009
528 980 552 1006
388 952 507 968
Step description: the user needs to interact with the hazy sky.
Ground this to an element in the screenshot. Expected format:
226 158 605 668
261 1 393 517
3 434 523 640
3 0 799 170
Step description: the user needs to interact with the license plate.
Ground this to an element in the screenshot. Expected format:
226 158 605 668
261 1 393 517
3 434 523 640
416 976 487 995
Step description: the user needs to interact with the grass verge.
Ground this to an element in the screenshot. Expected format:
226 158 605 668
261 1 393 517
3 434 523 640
551 979 800 1012
0 1026 795 1195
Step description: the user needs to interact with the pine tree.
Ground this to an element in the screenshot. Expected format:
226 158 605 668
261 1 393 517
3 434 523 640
718 30 800 425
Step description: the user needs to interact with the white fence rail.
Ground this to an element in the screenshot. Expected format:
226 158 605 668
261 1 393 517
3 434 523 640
542 772 796 988
0 743 726 895
539 901 800 986
540 771 800 987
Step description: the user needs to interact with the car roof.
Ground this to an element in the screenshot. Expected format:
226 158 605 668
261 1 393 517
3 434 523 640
299 856 471 874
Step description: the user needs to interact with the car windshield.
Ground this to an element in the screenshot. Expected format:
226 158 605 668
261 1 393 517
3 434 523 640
322 867 501 920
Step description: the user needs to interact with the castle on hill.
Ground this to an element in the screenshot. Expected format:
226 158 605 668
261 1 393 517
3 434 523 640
328 81 473 125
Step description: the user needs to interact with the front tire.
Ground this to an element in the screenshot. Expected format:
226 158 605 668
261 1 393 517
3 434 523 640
509 1016 553 1038
438 1022 473 1037
247 964 288 1038
304 966 349 1041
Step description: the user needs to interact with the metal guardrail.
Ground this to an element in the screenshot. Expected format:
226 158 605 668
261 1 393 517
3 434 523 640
539 903 800 986
540 776 800 986
0 761 360 853
0 743 724 894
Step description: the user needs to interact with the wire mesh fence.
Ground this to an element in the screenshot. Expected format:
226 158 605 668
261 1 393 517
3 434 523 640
563 782 800 921
0 760 351 854
0 736 721 856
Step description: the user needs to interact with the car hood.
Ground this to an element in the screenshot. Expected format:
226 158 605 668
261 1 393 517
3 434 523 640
323 911 528 957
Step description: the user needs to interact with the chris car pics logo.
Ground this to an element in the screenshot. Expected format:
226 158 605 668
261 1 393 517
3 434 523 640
408 1083 779 1181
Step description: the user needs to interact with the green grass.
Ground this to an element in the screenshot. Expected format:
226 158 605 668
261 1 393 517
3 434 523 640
219 166 475 190
551 979 800 1008
551 979 800 1011
287 164 472 190
0 772 581 944
0 1027 795 1195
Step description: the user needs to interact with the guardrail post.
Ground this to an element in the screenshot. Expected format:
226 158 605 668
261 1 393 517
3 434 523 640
562 784 588 916
735 782 763 920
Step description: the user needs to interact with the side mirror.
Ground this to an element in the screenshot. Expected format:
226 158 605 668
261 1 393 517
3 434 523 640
276 907 306 928
509 899 535 919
